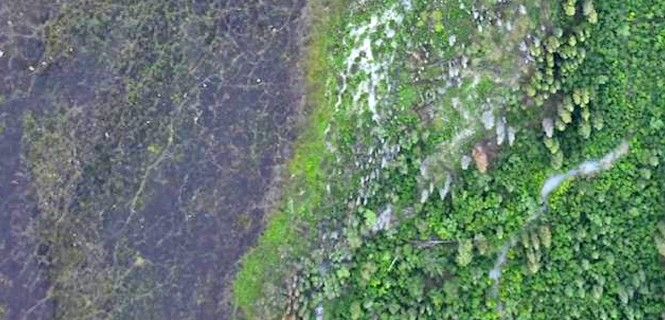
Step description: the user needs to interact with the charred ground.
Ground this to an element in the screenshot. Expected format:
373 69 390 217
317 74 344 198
0 1 306 319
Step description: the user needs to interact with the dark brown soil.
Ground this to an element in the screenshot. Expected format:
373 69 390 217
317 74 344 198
0 1 306 319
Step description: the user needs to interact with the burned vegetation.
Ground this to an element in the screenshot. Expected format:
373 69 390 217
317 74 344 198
1 1 307 319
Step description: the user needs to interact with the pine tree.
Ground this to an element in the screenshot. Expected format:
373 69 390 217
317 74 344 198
539 225 552 249
655 234 665 257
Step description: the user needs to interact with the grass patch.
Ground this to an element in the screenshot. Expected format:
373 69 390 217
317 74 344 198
232 1 349 318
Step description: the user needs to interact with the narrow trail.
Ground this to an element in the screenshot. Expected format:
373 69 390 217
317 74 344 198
489 141 630 309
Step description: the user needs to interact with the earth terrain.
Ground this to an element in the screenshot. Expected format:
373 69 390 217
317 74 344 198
1 1 306 319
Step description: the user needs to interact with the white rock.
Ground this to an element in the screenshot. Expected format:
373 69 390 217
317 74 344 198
482 110 495 130
452 97 461 109
519 5 528 15
420 189 430 204
448 35 457 47
439 174 452 200
373 206 394 232
496 117 507 145
542 118 554 138
461 155 472 170
508 126 516 146
519 41 528 52
316 305 325 320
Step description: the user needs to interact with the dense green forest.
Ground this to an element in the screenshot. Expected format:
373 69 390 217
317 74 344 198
235 0 665 319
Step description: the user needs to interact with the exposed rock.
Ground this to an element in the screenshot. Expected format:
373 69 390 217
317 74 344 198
472 140 498 173
461 155 472 170
542 118 554 138
482 110 495 130
508 126 516 146
449 35 457 46
372 205 394 232
473 144 490 173
496 117 507 145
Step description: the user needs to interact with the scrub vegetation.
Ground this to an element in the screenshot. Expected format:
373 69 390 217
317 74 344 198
234 0 665 319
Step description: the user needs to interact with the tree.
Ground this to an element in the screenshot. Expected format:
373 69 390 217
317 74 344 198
565 0 577 16
539 225 552 249
655 232 665 257
456 239 474 267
